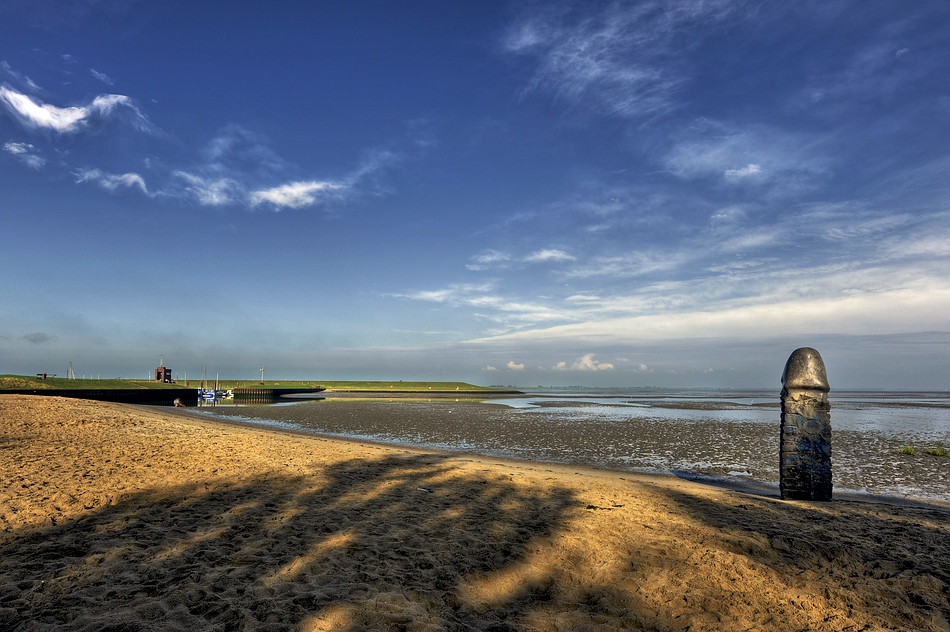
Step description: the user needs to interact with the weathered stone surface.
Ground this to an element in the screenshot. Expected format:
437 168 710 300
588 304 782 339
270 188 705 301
780 347 832 501
781 347 830 392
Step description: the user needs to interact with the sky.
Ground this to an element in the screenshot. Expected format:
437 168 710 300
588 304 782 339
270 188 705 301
1 0 949 390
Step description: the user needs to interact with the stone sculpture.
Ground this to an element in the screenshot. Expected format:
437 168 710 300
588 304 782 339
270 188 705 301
780 347 832 501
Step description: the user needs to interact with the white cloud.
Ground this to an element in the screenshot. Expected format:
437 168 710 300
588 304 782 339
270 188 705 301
470 270 950 346
250 180 347 210
0 86 149 134
398 283 495 304
173 171 243 206
466 250 510 270
483 365 497 371
507 361 525 370
245 149 395 211
3 141 45 169
724 163 762 179
3 141 31 155
571 353 614 371
524 248 575 263
90 69 115 85
75 168 148 194
564 250 690 280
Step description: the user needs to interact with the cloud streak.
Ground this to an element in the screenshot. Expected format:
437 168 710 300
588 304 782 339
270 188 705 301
0 85 150 134
250 180 347 209
75 168 149 195
524 248 575 263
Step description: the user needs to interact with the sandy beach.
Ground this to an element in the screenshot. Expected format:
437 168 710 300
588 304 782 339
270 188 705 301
1 395 947 631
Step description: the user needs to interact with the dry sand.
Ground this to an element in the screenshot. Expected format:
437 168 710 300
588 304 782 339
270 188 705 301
0 395 947 631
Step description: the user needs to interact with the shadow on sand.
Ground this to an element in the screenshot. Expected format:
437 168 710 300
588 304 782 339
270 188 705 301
1 453 580 630
2 451 949 631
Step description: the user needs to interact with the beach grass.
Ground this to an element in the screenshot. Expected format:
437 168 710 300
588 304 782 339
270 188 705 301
925 447 949 457
899 445 918 455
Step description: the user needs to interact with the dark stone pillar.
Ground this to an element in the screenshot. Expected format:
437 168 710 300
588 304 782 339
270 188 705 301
780 347 832 501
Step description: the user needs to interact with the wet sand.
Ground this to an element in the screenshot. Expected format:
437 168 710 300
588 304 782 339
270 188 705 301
1 395 948 631
198 397 950 503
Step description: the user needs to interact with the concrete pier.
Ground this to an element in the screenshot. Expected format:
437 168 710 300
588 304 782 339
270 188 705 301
231 387 325 402
780 347 832 501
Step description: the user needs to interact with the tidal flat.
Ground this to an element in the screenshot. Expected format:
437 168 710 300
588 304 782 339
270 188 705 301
196 389 950 505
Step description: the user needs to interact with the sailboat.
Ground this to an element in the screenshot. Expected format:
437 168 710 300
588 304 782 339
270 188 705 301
199 366 216 400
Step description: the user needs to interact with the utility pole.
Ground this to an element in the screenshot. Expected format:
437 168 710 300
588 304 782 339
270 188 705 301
260 366 264 384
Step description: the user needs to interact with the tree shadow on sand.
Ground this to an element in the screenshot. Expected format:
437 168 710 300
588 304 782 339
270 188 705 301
646 485 950 630
4 451 949 631
0 453 580 631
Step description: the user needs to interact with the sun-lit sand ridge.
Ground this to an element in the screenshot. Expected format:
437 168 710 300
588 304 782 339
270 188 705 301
1 395 948 631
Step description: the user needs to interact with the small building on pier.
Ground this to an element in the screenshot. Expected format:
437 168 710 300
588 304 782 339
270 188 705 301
154 365 173 383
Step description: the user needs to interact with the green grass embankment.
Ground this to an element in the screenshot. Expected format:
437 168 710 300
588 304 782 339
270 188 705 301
0 375 186 391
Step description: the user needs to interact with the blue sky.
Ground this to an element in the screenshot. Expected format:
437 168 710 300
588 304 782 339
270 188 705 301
2 0 949 389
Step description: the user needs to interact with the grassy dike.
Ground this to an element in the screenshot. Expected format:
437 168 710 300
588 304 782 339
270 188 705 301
0 375 186 390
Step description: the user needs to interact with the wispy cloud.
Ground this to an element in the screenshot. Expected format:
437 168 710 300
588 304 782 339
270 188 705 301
504 1 745 119
249 149 397 211
90 68 115 85
201 125 289 178
466 250 511 271
524 248 575 263
398 282 574 333
724 163 762 179
664 120 828 190
3 141 45 169
0 61 400 213
171 171 243 206
398 283 494 304
399 199 950 345
75 168 149 195
798 38 932 110
564 249 691 280
250 180 347 209
0 60 41 92
0 85 151 134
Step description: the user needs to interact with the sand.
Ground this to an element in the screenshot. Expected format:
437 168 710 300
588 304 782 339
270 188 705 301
0 395 947 631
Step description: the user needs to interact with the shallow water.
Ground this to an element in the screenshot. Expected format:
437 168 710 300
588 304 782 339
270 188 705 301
196 390 950 504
